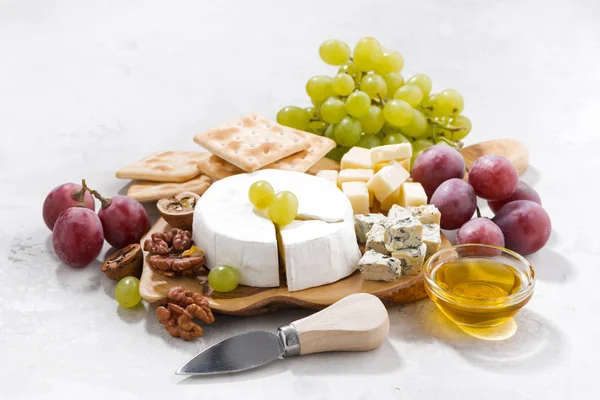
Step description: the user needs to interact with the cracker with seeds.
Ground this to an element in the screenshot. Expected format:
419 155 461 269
116 151 210 183
193 113 309 172
127 175 212 202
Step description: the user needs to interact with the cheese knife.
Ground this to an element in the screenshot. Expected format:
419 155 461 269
176 293 389 375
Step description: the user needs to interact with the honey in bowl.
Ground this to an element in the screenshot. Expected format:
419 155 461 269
424 245 535 329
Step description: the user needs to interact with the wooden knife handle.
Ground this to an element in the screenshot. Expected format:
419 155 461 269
285 293 390 355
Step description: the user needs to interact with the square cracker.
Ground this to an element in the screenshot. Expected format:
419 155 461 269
116 151 210 183
196 133 336 181
127 175 212 202
193 113 309 172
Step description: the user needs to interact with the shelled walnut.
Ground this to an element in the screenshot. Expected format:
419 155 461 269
143 229 204 277
156 287 215 340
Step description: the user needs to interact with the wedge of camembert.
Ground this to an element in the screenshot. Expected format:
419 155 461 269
193 169 361 292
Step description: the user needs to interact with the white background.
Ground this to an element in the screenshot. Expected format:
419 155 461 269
1 0 599 399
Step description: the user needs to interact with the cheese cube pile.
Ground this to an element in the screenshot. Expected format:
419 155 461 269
354 205 442 281
324 145 429 215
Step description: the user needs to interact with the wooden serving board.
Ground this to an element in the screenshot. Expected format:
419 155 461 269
139 139 529 316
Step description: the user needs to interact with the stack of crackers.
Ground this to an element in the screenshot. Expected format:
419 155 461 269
116 113 339 202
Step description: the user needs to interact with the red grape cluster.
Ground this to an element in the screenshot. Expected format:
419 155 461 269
412 146 551 255
43 181 151 268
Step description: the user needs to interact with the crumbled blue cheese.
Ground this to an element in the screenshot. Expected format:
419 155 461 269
384 216 423 251
391 243 427 275
387 204 411 220
358 250 402 281
366 224 388 255
408 205 441 225
422 224 441 259
354 213 386 243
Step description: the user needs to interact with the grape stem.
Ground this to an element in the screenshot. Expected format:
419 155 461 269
82 179 112 208
476 205 482 218
428 118 466 133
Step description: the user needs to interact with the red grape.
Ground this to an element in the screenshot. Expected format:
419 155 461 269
98 195 151 248
456 218 505 247
412 145 465 198
429 179 477 230
43 183 95 231
468 155 518 200
493 200 551 255
488 181 541 214
52 207 104 267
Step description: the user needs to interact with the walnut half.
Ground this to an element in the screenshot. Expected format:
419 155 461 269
156 287 215 340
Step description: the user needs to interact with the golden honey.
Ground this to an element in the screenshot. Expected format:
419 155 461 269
426 258 533 328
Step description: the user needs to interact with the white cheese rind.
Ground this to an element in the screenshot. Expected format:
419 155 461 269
391 243 427 275
384 216 423 251
366 224 388 255
358 250 402 281
354 213 387 243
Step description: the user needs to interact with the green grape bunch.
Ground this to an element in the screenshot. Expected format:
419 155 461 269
276 37 473 162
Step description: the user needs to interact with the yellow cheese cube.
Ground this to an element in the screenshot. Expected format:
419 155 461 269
338 169 374 185
369 187 374 207
341 182 370 215
370 143 412 164
341 147 373 170
366 164 410 202
373 158 410 173
399 182 428 207
380 187 401 212
316 170 339 186
371 198 381 214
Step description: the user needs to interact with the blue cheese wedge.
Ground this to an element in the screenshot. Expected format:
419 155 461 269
423 224 441 259
408 205 441 225
358 250 402 281
384 216 423 251
354 213 387 243
391 243 427 275
366 224 388 255
387 204 411 220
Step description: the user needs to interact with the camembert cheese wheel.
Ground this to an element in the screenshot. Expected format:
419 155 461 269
193 170 361 292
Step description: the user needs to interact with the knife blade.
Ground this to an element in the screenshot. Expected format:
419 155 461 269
176 293 389 376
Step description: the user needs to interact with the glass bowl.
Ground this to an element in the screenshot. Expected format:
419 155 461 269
423 244 535 329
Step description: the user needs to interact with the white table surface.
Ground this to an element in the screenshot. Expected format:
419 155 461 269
1 0 599 399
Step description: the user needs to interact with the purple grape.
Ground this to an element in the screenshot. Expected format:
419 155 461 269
456 218 505 247
468 155 518 201
98 195 151 248
412 145 465 198
488 181 541 214
493 200 551 255
43 183 95 231
52 207 104 267
429 179 477 230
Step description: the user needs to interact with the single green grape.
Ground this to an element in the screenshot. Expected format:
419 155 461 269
331 73 355 96
356 134 382 149
406 73 432 97
319 39 351 66
326 146 350 162
208 265 240 292
115 276 141 308
248 180 275 209
383 99 413 127
359 105 385 134
381 123 402 136
411 139 435 166
400 109 428 138
345 91 371 118
307 120 328 136
427 91 460 118
338 61 361 81
324 123 336 140
383 72 404 97
394 84 423 108
449 115 472 140
375 50 404 75
276 106 310 131
383 132 410 145
440 88 464 115
320 97 347 124
353 37 383 71
304 106 318 120
333 116 362 146
306 75 334 106
360 73 387 99
268 191 299 226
